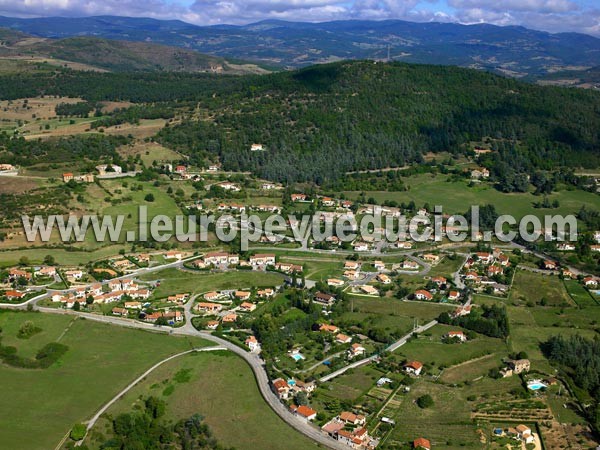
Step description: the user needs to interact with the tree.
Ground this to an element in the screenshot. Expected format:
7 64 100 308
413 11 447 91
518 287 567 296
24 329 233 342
18 256 29 266
416 394 434 409
144 193 155 202
70 424 86 441
43 255 55 265
73 301 81 311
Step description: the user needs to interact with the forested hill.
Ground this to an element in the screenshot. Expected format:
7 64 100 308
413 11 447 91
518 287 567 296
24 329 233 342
1 60 599 184
155 61 600 183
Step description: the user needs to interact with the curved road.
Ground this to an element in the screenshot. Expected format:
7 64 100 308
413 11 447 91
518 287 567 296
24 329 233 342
18 305 347 450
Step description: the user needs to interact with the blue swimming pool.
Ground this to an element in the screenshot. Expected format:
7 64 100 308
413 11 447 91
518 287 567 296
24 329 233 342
291 353 305 361
528 382 547 391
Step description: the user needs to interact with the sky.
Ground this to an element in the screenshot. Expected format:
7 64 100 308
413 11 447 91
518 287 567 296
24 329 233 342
0 0 599 36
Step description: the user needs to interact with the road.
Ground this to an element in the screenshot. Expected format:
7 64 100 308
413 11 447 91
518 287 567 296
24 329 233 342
319 319 438 383
85 346 226 430
23 305 348 450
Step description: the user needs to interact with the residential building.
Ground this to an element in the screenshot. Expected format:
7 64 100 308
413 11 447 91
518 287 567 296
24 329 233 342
291 405 317 422
414 290 433 301
404 361 423 376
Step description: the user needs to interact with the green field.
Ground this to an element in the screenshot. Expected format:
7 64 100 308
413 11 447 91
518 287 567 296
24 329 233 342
85 351 315 450
509 270 573 307
0 311 209 450
140 268 285 297
564 279 599 307
343 173 600 220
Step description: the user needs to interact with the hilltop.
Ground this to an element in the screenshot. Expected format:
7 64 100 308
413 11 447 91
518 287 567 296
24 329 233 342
0 29 269 74
1 15 600 76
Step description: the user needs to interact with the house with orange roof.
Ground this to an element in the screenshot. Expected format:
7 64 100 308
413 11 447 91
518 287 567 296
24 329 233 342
239 302 256 312
414 290 433 301
222 313 238 323
444 331 467 342
272 378 290 400
245 335 260 352
319 324 340 334
194 302 223 314
404 361 423 376
290 405 317 422
413 437 431 450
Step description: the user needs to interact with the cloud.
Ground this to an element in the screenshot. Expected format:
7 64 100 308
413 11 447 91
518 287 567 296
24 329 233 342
0 0 598 37
448 0 578 14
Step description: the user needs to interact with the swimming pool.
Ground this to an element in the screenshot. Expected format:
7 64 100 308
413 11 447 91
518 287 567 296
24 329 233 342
291 353 305 361
528 382 547 391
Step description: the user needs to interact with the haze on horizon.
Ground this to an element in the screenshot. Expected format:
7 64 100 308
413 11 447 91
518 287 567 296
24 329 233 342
0 0 599 37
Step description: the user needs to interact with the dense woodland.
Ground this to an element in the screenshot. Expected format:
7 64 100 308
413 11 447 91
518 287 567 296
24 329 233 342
1 61 599 183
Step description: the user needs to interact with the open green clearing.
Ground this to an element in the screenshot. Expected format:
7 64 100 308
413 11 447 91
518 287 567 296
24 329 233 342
85 351 314 450
564 279 599 307
0 311 209 450
140 268 285 297
510 270 573 307
343 173 600 219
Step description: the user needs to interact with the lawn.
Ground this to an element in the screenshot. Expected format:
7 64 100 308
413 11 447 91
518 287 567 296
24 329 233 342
564 279 599 307
342 173 600 220
0 311 209 450
85 351 315 450
140 268 285 297
509 270 573 307
394 324 507 372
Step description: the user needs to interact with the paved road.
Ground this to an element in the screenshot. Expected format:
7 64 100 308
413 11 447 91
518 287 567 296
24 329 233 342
319 320 438 383
27 306 346 450
85 346 226 430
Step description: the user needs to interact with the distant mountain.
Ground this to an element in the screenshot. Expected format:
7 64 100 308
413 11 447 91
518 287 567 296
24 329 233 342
0 27 268 74
1 15 600 76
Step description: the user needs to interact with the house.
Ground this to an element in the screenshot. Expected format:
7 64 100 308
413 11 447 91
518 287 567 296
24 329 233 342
413 437 431 450
475 252 493 264
206 320 220 330
487 265 503 276
543 260 557 270
204 291 220 301
453 305 472 318
404 361 423 376
164 310 184 323
348 343 366 358
584 277 598 287
96 164 122 175
295 380 316 394
222 313 238 323
321 197 336 207
250 143 264 151
498 254 510 266
124 301 142 309
216 181 241 191
471 168 490 179
414 290 433 301
234 291 252 301
396 241 413 249
0 163 16 171
167 293 189 304
422 254 440 263
345 271 362 283
344 261 361 270
245 335 260 351
360 285 379 296
562 269 575 279
314 292 336 307
239 302 256 312
321 418 345 437
376 274 391 284
291 193 308 202
444 331 467 342
63 172 74 182
448 291 460 300
502 359 531 377
373 261 386 270
144 312 164 323
557 243 576 251
257 288 275 299
64 270 83 280
591 245 600 253
194 302 223 314
165 251 183 260
8 268 32 281
249 254 276 267
319 324 340 334
402 260 420 270
352 242 369 252
4 290 26 300
327 279 345 287
37 266 57 277
431 276 447 286
339 411 366 426
112 307 128 317
275 262 303 273
175 165 186 175
336 334 352 344
464 271 479 281
291 405 317 422
516 425 535 444
272 378 290 400
207 164 220 172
